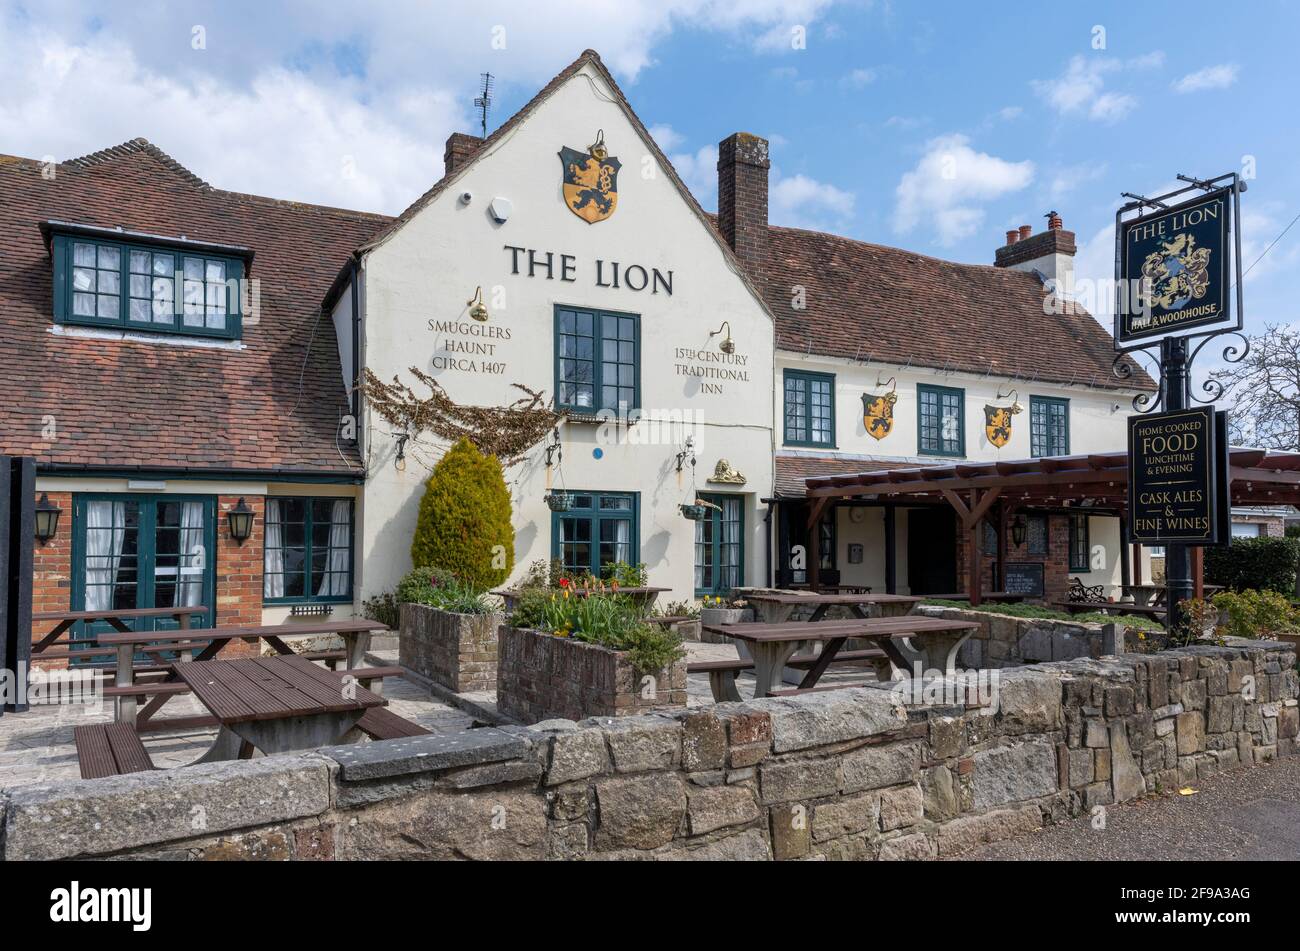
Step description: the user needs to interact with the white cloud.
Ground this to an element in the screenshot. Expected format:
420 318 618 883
996 106 1023 121
0 1 841 213
1128 50 1166 69
1031 55 1137 123
666 144 719 208
841 67 878 88
1047 162 1108 201
769 172 855 231
893 134 1034 245
648 123 686 152
1173 64 1239 93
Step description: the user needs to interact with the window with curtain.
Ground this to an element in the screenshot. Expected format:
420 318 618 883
554 307 639 414
1030 396 1070 457
918 384 964 456
263 498 354 602
552 492 638 577
694 494 744 595
53 231 243 339
783 370 835 446
83 499 139 612
1069 514 1091 572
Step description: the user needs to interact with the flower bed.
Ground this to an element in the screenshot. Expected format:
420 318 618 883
399 602 502 693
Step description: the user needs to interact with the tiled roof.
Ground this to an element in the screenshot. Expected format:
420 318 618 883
0 138 390 474
773 455 901 498
758 223 1152 391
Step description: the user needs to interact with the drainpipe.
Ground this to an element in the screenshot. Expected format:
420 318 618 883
350 257 362 445
763 502 774 588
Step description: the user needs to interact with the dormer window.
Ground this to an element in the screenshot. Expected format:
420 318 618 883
49 224 246 340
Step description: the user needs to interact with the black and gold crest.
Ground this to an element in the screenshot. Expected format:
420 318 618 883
559 130 620 224
983 400 1022 448
862 379 897 440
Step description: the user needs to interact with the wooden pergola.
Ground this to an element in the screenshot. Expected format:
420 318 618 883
801 449 1300 605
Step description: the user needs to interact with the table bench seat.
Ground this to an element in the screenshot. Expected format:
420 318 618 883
74 723 156 779
356 707 432 740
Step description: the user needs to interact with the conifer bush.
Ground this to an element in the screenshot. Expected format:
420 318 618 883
410 437 514 590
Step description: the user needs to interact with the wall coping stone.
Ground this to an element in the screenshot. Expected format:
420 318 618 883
319 728 531 782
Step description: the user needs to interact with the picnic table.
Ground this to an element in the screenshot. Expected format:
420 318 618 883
740 591 921 624
924 592 1027 604
1121 584 1223 607
96 618 390 727
698 615 980 698
29 606 210 664
174 655 386 761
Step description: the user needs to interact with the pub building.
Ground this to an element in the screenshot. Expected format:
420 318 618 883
0 49 1157 660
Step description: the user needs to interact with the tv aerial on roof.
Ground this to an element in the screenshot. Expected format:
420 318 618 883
474 73 494 138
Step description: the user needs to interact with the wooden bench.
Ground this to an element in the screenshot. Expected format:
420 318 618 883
74 723 156 779
355 707 432 740
1054 600 1166 620
687 647 888 702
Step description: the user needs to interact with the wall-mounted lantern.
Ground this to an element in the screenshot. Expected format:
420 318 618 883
707 321 735 354
467 286 489 322
34 493 61 544
1011 515 1027 548
226 497 254 545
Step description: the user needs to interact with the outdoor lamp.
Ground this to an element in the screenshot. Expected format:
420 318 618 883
467 286 489 322
34 493 61 543
226 497 254 544
1011 515 1027 548
708 321 735 354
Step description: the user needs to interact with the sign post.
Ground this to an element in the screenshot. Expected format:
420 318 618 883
1114 173 1246 631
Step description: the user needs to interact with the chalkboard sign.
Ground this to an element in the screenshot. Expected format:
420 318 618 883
1003 562 1045 598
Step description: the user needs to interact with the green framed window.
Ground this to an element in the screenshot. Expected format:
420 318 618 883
554 306 640 414
551 491 639 577
1068 514 1090 572
918 384 964 456
263 498 354 603
694 494 744 596
784 369 835 447
70 494 217 664
1030 396 1070 458
52 232 244 339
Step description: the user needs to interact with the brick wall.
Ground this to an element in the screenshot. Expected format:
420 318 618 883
717 132 770 276
954 512 1072 604
31 491 73 623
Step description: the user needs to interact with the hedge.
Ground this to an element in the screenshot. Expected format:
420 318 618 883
1204 535 1300 594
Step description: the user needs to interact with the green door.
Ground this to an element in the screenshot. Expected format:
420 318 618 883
70 495 217 665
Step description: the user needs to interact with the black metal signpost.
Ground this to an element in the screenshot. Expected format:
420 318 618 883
1114 173 1246 630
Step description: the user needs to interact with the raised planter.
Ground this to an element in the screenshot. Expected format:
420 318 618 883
699 606 753 644
496 625 687 723
399 602 503 693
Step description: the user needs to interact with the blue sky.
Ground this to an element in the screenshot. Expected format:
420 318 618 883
1 0 1295 351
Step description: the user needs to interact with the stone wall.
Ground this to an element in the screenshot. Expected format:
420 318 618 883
3 641 1293 861
398 603 500 693
916 604 1121 669
496 625 688 723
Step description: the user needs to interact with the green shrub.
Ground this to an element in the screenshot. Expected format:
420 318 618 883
395 565 496 615
1204 536 1300 594
511 590 685 675
1211 588 1299 639
410 437 514 590
601 561 649 588
362 591 399 629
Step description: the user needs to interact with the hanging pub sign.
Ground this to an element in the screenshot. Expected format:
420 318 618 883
983 400 1021 449
862 378 897 440
1127 406 1220 545
559 130 620 224
1117 187 1232 345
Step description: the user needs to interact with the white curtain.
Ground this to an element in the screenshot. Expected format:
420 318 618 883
84 501 125 611
175 501 205 607
612 518 631 566
263 499 285 598
721 499 740 588
693 516 706 591
316 499 351 597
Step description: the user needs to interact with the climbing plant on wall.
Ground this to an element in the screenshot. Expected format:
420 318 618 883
360 366 560 466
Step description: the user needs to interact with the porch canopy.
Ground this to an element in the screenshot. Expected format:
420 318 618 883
801 448 1300 604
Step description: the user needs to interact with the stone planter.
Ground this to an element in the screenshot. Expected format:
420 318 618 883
699 606 753 644
496 625 687 723
399 602 502 693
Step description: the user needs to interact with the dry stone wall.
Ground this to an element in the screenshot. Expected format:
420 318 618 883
2 642 1294 861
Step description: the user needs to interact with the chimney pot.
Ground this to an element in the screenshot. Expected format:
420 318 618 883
1018 225 1033 241
717 132 771 276
1048 213 1063 231
1005 230 1019 245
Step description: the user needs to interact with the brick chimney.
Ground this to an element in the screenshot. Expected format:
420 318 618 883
717 132 770 275
443 132 484 177
995 213 1077 293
